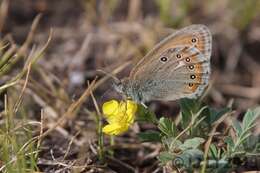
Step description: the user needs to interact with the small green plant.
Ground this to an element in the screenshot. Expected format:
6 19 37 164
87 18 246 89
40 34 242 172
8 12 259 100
135 98 259 172
226 107 260 157
101 98 259 172
230 0 260 30
155 0 192 27
0 15 51 172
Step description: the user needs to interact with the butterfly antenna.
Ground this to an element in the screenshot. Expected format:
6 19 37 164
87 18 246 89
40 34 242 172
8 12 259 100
97 69 121 84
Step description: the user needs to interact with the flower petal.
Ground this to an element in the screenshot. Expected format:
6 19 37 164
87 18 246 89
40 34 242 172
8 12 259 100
102 99 138 136
102 123 129 135
126 100 137 123
102 100 119 117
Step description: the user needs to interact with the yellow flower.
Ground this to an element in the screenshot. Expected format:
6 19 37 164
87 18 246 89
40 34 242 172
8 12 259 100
102 100 138 135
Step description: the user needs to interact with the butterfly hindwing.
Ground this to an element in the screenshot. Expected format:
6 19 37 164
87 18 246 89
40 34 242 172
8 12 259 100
131 46 209 101
122 25 212 103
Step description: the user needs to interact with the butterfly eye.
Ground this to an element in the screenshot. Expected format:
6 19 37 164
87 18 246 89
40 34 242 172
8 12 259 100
189 65 194 70
185 58 191 62
191 38 197 43
160 56 168 62
176 54 181 58
190 75 196 79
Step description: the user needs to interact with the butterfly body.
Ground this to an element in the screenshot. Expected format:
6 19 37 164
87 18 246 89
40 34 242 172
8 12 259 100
114 25 212 104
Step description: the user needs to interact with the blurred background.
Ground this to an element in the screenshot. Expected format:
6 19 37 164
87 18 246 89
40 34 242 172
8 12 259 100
1 0 260 172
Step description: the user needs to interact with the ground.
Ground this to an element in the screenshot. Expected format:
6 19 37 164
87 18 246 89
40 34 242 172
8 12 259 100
1 0 260 172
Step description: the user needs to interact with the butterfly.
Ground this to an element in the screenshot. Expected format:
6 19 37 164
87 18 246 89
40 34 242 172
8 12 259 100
113 24 212 104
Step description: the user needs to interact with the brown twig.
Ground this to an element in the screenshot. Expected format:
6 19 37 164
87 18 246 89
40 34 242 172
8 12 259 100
40 78 97 139
200 108 234 173
62 131 81 161
0 0 9 33
18 14 42 57
13 58 32 113
106 155 136 172
218 84 260 99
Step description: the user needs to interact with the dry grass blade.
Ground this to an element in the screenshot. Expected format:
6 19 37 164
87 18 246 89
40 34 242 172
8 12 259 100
0 14 43 79
0 0 9 32
200 110 234 172
40 78 97 139
90 83 101 116
0 151 39 171
37 109 44 153
127 0 142 21
62 131 81 161
106 155 136 172
13 60 32 113
18 14 42 57
219 84 260 99
0 29 52 91
94 61 131 90
0 44 17 69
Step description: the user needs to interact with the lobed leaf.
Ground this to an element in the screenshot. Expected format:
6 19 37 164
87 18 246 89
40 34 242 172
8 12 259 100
179 137 205 151
158 117 176 137
136 104 158 123
137 131 161 142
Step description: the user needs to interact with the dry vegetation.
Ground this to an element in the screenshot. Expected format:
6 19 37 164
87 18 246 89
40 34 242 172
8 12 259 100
0 0 260 172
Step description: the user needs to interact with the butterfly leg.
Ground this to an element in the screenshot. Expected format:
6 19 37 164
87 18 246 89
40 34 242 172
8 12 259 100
141 102 148 109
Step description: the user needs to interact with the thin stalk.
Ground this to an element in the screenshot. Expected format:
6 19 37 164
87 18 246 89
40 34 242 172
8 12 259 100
90 85 104 162
97 112 104 161
109 135 115 156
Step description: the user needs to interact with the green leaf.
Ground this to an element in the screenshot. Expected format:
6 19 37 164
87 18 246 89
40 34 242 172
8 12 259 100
225 136 234 154
244 135 259 151
232 119 242 137
230 107 260 154
239 133 251 145
183 148 204 160
242 107 260 130
177 149 204 169
209 144 218 159
208 107 231 124
136 104 158 123
157 151 174 164
179 137 205 151
162 137 181 150
137 131 161 142
158 117 176 137
179 98 202 129
162 136 182 151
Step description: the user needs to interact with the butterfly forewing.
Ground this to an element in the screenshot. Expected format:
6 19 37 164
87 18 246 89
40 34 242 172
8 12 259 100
130 24 211 79
128 25 212 102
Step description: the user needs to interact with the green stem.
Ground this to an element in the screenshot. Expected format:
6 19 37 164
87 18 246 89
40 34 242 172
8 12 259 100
97 113 104 162
109 135 115 156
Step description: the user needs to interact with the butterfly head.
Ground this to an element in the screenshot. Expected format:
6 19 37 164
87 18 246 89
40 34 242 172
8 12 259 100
112 79 124 95
112 78 130 96
113 78 143 103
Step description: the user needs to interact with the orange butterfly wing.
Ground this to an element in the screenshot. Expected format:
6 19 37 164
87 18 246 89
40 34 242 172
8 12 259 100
126 25 212 101
130 24 211 79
